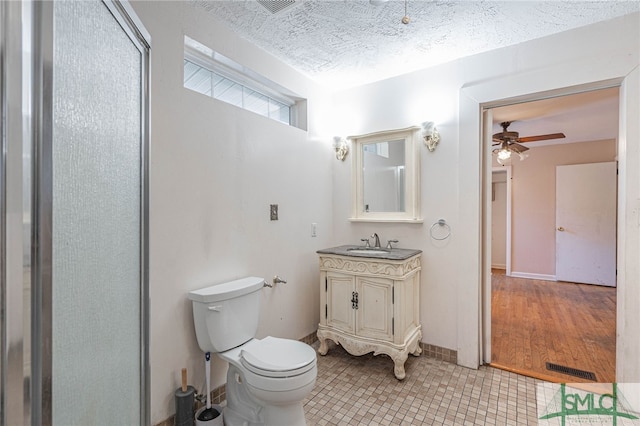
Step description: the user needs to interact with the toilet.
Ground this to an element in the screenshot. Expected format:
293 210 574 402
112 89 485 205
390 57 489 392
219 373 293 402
188 276 317 426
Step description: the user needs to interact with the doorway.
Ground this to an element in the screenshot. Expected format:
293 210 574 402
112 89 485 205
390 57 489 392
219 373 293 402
491 167 511 276
487 88 619 382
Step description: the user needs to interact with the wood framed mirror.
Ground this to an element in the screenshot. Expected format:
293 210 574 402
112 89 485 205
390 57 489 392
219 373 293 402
349 126 422 222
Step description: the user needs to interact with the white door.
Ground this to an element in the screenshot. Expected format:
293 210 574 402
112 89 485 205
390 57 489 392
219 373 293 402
556 162 617 286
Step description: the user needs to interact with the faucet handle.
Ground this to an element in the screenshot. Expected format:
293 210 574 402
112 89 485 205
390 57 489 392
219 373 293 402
360 238 371 248
386 239 399 249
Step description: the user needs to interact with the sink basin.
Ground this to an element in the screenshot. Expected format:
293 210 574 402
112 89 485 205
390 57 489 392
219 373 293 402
346 248 390 255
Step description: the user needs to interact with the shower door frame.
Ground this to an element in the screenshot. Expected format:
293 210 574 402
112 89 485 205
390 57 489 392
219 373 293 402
29 1 151 425
1 1 27 425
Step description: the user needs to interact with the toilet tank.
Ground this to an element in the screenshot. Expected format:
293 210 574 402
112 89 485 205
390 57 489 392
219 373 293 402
188 276 264 353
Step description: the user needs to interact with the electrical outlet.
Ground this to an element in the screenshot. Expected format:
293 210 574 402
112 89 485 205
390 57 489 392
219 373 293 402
311 223 317 237
270 204 278 221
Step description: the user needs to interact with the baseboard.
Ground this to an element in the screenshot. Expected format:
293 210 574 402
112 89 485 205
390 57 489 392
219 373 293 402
491 264 506 270
300 331 319 345
421 343 457 364
509 271 557 281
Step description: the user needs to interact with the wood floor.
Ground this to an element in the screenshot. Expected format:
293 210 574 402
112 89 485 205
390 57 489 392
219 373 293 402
490 270 616 383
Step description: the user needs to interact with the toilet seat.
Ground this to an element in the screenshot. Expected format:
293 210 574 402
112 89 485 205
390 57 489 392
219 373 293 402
240 336 316 378
218 336 317 393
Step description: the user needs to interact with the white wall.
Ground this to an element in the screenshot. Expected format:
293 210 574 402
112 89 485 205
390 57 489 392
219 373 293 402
332 13 639 370
129 2 334 424
504 140 616 277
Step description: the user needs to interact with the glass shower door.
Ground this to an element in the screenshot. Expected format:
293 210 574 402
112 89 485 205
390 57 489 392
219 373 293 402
31 1 150 424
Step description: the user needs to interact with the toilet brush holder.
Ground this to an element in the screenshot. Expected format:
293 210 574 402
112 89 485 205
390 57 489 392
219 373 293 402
194 405 223 426
175 368 195 426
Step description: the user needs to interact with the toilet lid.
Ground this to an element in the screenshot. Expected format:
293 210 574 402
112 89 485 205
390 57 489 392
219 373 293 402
240 337 316 378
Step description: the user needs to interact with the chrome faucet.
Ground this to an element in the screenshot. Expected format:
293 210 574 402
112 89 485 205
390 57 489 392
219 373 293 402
371 233 381 249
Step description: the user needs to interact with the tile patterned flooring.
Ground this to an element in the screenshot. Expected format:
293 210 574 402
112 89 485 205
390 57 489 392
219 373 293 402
304 343 541 425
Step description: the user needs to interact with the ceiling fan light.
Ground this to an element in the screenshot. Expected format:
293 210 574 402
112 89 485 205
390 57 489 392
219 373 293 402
517 151 529 161
497 148 511 161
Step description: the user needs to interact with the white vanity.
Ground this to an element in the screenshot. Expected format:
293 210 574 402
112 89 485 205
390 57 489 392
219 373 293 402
316 245 422 380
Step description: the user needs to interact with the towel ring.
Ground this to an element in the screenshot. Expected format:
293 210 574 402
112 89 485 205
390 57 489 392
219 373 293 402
430 219 451 241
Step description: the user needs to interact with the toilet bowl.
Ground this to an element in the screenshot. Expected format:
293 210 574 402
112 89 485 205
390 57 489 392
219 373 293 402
188 277 318 426
220 337 317 426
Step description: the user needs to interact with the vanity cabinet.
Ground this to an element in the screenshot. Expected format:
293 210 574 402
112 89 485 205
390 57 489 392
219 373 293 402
317 248 422 380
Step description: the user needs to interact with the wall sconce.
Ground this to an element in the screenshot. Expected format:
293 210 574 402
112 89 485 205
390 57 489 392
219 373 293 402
421 121 440 152
333 136 349 161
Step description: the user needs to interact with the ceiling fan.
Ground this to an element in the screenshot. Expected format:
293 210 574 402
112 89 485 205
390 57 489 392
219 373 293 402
492 121 565 164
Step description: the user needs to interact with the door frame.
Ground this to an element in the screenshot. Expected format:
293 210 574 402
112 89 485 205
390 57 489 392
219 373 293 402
458 54 639 375
1 2 27 424
475 82 627 369
491 166 512 276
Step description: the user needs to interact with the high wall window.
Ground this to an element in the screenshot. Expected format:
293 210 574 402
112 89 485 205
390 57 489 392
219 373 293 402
183 36 306 129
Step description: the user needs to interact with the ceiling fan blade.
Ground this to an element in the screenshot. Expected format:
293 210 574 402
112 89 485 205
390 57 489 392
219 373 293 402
518 133 566 143
509 143 529 153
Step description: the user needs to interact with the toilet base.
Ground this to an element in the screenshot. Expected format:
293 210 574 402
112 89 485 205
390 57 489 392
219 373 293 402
224 402 307 426
223 365 310 426
260 403 306 426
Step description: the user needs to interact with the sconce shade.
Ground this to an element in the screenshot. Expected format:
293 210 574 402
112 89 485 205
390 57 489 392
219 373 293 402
421 121 440 152
333 136 349 161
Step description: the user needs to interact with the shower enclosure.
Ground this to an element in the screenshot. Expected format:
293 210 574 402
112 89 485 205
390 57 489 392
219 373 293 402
1 1 150 424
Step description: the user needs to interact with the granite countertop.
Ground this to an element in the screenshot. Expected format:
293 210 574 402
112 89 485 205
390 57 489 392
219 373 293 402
317 245 422 261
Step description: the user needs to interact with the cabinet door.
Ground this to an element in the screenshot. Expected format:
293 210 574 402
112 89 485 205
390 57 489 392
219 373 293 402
356 276 393 342
326 272 355 334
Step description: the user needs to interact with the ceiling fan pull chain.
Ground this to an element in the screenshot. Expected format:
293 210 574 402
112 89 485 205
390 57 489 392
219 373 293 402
402 0 410 24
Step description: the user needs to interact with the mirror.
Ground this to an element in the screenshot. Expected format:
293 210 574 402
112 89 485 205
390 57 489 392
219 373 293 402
350 127 421 222
363 139 405 213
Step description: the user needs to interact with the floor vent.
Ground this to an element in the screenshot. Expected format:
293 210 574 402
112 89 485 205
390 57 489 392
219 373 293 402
546 362 597 381
256 0 296 14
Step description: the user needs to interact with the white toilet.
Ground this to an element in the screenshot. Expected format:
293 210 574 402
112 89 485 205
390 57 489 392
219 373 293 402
188 276 317 426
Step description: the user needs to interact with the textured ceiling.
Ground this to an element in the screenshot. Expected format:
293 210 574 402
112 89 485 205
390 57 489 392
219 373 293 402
192 0 639 89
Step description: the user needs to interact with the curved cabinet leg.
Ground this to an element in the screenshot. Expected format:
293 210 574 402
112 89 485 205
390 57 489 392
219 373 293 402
317 330 329 355
392 353 408 380
318 338 329 356
410 330 423 356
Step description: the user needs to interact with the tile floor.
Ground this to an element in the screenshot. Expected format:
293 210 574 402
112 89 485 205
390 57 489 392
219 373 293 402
304 343 541 425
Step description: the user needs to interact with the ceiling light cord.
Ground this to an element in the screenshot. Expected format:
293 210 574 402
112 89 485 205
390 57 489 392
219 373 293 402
402 0 410 24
